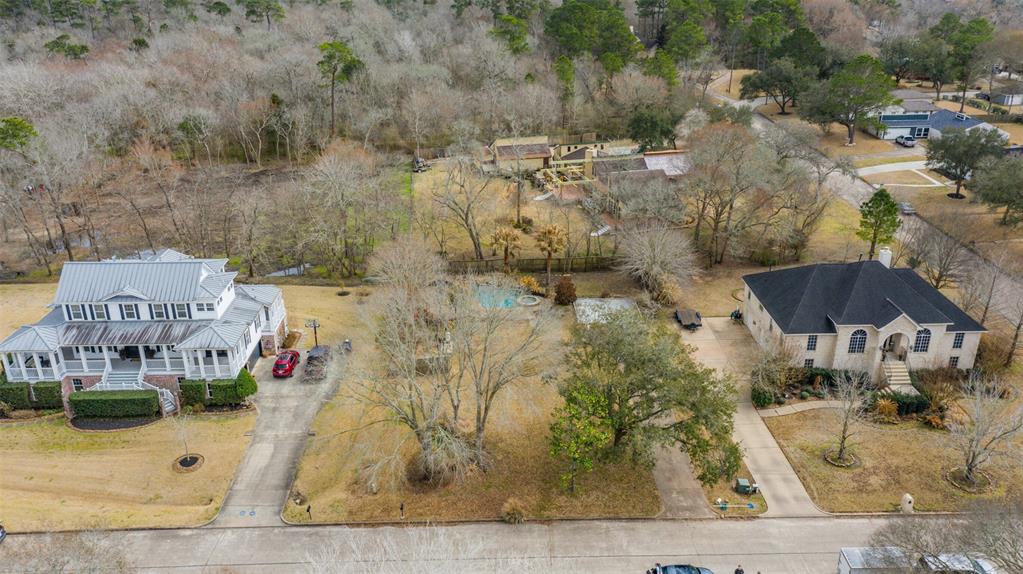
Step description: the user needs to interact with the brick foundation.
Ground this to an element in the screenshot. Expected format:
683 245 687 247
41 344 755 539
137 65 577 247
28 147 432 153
60 375 102 418
143 374 184 408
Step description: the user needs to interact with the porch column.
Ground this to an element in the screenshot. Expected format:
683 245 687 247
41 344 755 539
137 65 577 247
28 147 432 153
197 351 207 379
1 354 11 377
163 346 171 372
227 349 236 373
102 346 111 371
16 353 27 379
182 350 192 378
212 351 222 378
79 346 87 372
138 345 147 370
33 353 43 379
48 352 58 378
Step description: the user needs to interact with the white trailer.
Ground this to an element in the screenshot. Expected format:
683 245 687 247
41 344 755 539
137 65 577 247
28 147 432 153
838 548 913 574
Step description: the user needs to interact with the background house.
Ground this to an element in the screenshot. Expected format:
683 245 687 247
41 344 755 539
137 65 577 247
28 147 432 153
869 89 1009 141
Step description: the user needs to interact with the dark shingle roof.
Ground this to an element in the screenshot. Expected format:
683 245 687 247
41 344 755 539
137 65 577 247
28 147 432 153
743 261 985 334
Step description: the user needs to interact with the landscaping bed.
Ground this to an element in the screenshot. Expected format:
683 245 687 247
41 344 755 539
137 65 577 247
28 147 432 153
70 416 160 431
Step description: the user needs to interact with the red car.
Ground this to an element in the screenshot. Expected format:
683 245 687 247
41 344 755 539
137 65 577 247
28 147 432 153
272 350 300 378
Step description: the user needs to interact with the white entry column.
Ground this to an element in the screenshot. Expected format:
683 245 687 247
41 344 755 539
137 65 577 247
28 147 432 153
79 346 88 372
102 346 112 371
138 345 147 370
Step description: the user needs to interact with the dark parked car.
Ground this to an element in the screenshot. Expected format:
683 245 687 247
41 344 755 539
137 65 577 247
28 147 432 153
895 135 917 147
272 350 300 378
647 565 714 574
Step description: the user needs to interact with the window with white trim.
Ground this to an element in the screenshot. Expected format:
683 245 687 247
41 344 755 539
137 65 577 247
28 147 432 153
175 303 189 318
68 304 84 320
243 329 251 348
952 332 964 350
152 304 167 320
807 335 818 351
92 304 107 320
949 356 959 368
196 303 215 312
848 329 867 354
120 304 138 320
72 378 83 391
912 328 931 353
804 358 814 368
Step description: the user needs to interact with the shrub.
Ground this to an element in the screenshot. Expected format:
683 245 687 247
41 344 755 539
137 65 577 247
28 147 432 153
888 391 929 416
518 275 544 296
179 380 207 407
500 497 527 524
32 381 63 409
751 383 775 408
553 275 577 305
923 414 945 430
0 383 32 410
236 369 257 398
0 400 11 418
874 397 898 420
799 391 810 400
69 390 160 418
774 395 786 405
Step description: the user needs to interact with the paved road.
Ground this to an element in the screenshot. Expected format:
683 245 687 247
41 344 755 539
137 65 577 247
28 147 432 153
1 516 895 573
212 356 337 527
681 319 825 518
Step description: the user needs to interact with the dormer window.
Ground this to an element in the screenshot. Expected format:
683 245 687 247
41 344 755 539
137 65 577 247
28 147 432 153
174 303 189 319
93 305 107 320
68 304 84 320
121 304 138 320
196 303 215 312
152 304 167 320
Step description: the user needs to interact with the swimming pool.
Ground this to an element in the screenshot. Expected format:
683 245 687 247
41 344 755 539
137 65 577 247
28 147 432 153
475 286 520 309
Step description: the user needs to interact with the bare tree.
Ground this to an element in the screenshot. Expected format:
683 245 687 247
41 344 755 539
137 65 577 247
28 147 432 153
1004 293 1023 369
956 256 1007 326
871 499 1023 573
615 225 699 302
909 211 973 289
948 372 1023 487
829 372 870 465
432 156 495 261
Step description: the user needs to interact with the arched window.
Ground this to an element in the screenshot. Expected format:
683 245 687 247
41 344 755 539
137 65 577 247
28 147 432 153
848 329 867 354
913 328 931 353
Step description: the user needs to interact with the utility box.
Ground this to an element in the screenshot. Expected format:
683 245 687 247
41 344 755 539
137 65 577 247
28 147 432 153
838 548 913 574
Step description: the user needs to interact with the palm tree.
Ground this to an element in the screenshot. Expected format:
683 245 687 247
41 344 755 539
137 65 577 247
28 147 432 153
489 227 521 272
534 224 567 292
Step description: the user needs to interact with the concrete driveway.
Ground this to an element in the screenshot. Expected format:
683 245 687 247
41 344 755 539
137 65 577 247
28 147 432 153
211 352 337 527
680 318 825 518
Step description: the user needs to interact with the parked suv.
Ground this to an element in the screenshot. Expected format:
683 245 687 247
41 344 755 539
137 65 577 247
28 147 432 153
895 135 917 147
272 350 300 378
646 565 714 574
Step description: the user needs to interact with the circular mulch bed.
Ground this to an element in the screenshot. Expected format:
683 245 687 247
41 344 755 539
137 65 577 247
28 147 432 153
173 453 205 473
71 417 159 431
823 448 861 468
945 468 992 493
946 193 966 200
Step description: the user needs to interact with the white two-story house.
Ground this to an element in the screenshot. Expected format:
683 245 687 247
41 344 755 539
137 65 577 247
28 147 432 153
741 249 985 387
0 249 288 415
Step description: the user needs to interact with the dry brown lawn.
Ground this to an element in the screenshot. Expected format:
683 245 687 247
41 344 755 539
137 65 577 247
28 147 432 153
764 409 1023 512
0 283 56 336
934 99 991 117
283 304 661 524
885 185 1023 275
853 155 926 169
994 122 1023 146
757 107 901 161
0 413 256 531
862 170 940 186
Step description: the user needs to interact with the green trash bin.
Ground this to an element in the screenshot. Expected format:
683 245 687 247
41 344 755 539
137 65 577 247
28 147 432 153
734 477 752 494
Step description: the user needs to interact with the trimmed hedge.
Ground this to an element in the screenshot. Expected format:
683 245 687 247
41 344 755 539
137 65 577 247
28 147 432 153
69 390 160 418
179 380 207 408
796 367 868 388
0 381 64 410
888 391 930 416
180 369 258 407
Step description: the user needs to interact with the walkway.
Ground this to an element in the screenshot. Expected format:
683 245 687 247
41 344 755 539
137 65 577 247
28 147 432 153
211 356 338 527
758 400 847 418
3 516 893 573
680 318 825 518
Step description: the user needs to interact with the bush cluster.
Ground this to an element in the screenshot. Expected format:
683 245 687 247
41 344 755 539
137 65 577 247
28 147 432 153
0 381 63 410
553 275 577 305
179 369 258 408
69 390 160 418
751 383 776 408
886 391 930 416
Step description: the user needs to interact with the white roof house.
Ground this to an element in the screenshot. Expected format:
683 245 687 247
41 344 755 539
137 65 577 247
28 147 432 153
0 249 289 415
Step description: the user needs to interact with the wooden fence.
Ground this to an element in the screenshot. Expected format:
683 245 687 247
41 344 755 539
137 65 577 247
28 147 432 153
448 256 616 274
